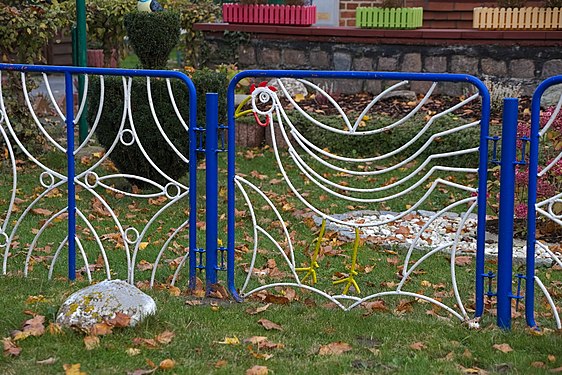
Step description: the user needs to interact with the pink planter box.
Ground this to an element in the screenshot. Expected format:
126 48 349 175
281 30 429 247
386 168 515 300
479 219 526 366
222 4 316 26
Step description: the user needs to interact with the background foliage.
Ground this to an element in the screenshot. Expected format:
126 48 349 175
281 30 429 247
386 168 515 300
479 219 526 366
125 11 181 70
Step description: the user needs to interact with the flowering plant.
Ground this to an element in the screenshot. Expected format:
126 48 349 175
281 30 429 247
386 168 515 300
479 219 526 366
487 105 562 236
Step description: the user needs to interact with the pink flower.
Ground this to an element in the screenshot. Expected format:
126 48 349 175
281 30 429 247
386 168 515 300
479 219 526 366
514 204 528 219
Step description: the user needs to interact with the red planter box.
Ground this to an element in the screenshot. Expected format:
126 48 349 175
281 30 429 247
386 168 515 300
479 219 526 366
222 4 316 26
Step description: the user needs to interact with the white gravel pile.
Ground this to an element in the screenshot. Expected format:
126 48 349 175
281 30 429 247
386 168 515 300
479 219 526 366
314 210 559 267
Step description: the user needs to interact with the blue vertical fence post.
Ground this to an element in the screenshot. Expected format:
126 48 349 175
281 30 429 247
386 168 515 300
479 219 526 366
64 72 76 281
475 85 492 319
205 93 219 289
497 98 519 329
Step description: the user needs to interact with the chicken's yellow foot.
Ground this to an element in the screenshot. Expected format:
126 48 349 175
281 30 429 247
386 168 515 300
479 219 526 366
333 227 361 295
296 218 326 285
333 270 361 295
295 261 319 284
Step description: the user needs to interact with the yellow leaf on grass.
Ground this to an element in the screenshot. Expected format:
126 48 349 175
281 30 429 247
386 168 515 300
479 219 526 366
409 342 426 350
318 342 352 356
492 343 513 353
25 295 47 304
155 330 175 345
63 363 87 375
294 93 305 102
126 348 141 356
90 322 112 336
139 242 149 250
246 365 269 375
216 336 240 345
159 359 175 370
48 323 64 335
84 335 100 351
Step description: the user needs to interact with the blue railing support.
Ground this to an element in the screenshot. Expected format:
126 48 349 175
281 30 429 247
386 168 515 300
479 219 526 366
497 97 519 330
526 75 562 329
205 93 219 289
64 72 76 281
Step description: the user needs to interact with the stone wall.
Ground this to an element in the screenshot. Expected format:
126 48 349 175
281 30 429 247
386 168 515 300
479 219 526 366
206 36 562 96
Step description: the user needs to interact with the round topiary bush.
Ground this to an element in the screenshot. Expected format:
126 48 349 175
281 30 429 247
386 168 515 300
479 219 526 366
88 76 190 187
87 68 228 188
124 11 181 69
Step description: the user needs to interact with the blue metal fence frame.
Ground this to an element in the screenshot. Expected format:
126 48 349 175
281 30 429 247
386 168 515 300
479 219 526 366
526 75 562 329
0 63 198 283
225 70 492 311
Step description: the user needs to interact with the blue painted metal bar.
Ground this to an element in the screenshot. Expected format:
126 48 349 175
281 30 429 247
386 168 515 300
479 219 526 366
497 98 519 330
0 63 198 284
64 72 76 281
475 81 491 319
205 93 219 289
226 70 491 306
526 75 562 328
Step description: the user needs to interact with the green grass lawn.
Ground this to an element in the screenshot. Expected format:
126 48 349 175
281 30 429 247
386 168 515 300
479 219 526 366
1 108 561 373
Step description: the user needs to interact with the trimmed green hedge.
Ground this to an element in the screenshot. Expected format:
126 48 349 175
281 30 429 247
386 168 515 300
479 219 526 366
87 69 228 187
292 113 480 166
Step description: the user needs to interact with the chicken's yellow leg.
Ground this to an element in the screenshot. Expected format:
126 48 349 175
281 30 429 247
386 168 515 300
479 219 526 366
333 227 361 295
295 219 326 285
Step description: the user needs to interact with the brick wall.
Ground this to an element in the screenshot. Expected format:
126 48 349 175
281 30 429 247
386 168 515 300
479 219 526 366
340 0 546 28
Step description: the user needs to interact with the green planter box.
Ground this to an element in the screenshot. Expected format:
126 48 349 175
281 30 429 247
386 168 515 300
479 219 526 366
356 7 423 29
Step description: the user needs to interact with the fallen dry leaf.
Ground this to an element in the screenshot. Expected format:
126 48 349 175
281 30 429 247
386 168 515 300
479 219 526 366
318 341 352 356
409 342 426 350
455 256 473 266
107 312 131 328
158 359 175 370
549 355 557 362
3 338 21 357
127 368 157 375
32 208 53 216
216 336 240 345
493 343 513 353
214 359 228 368
132 337 159 349
246 365 269 375
37 357 57 365
48 323 63 335
155 330 175 345
257 318 283 331
90 322 113 336
12 330 31 341
84 335 100 351
531 361 545 368
63 363 87 375
246 303 271 315
23 314 45 337
25 295 47 304
137 260 153 271
244 336 268 345
168 286 181 297
126 348 141 356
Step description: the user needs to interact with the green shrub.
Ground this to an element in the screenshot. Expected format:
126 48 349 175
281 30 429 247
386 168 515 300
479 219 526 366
0 1 69 154
162 0 220 67
88 76 190 187
88 68 228 187
544 0 562 7
124 11 181 70
191 68 228 127
265 112 481 167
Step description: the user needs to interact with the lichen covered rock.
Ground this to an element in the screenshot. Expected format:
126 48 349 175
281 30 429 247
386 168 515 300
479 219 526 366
56 279 156 329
